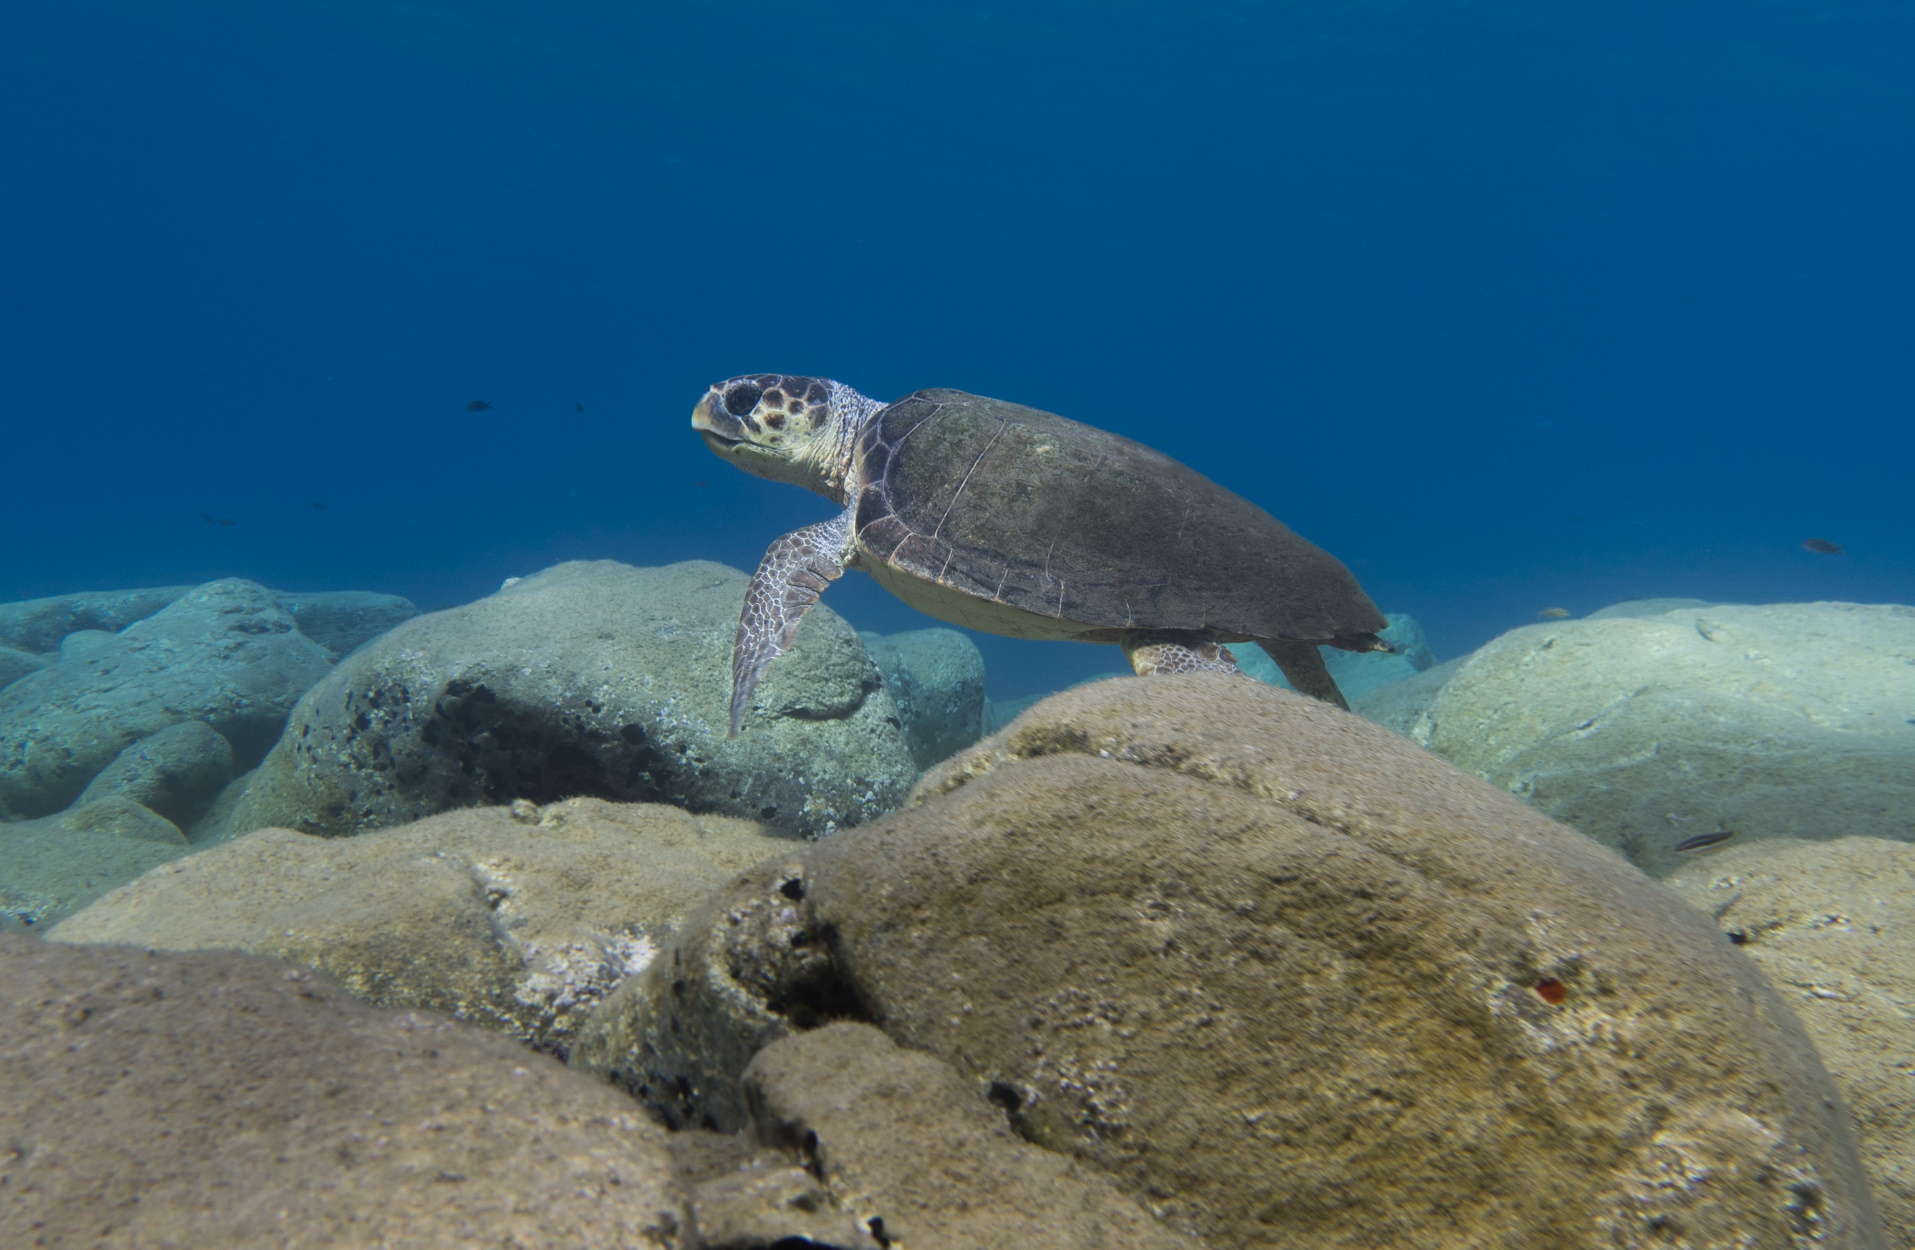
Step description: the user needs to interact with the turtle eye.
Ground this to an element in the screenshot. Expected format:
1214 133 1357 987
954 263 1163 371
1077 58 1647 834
723 383 763 417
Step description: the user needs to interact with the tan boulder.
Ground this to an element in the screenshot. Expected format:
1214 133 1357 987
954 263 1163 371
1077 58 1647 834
741 1022 1198 1250
1668 836 1915 1248
51 796 800 1055
577 673 1886 1249
0 936 685 1247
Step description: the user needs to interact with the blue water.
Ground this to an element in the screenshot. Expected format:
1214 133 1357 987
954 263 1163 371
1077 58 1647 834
3 1 1910 699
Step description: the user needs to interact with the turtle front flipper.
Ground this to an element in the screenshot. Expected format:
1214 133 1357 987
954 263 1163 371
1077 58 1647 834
729 510 855 736
1259 639 1351 711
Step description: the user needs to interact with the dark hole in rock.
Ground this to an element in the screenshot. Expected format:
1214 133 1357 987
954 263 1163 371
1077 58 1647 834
620 723 647 743
762 806 779 820
867 1216 891 1247
986 1081 1023 1114
779 876 805 901
1728 930 1750 945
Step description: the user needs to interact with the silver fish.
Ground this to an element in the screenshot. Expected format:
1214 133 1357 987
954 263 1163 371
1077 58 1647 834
1673 828 1738 855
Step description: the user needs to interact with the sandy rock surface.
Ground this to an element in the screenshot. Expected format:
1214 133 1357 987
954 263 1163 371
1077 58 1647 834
1668 836 1915 1248
0 579 336 818
222 560 916 841
580 673 1886 1249
742 1022 1198 1250
0 935 686 1248
1414 601 1915 875
52 796 798 1056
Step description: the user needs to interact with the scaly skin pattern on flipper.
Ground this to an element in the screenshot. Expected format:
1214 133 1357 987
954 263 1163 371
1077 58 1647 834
730 510 855 736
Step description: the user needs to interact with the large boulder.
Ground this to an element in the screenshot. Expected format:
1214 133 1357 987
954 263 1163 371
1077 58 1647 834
223 560 916 841
1668 837 1915 1249
861 628 987 769
0 583 416 660
72 718 234 827
51 796 799 1057
0 798 188 932
0 936 686 1247
574 674 1886 1250
0 646 50 693
1411 602 1915 876
0 585 192 653
0 579 335 818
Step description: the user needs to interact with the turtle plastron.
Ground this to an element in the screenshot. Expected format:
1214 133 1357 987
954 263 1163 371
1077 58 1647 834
729 508 856 736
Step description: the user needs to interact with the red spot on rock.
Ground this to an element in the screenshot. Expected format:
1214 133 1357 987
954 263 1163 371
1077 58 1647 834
1534 978 1567 1005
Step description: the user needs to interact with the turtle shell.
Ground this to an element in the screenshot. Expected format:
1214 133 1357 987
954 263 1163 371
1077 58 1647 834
852 389 1387 646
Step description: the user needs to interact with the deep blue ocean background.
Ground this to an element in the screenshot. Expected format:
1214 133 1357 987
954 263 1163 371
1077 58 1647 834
4 0 1910 700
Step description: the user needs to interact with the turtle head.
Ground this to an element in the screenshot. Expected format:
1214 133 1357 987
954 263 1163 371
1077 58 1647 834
691 374 879 503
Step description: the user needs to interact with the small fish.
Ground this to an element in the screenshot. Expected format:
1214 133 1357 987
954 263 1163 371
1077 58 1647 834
198 513 234 527
466 399 493 412
1802 538 1844 554
693 479 709 488
1673 828 1737 855
1538 607 1571 619
575 401 584 414
309 501 327 510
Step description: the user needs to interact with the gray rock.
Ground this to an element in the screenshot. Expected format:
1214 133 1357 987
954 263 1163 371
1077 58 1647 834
226 560 915 841
0 579 333 818
0 646 51 692
1235 611 1436 702
1351 655 1464 737
579 674 1886 1249
0 936 686 1247
0 799 188 932
861 628 987 769
0 585 191 653
274 589 419 658
741 1022 1199 1250
73 719 234 827
1669 837 1915 1249
1416 601 1915 876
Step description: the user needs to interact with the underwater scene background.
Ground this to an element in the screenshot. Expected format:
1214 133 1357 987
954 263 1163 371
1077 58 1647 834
4 2 1915 1247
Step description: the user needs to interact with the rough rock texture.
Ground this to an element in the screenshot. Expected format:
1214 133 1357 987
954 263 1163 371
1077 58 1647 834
664 1128 880 1249
0 646 51 693
0 579 335 818
0 585 191 653
224 561 915 841
580 674 1886 1250
52 796 799 1056
1413 602 1915 876
861 628 987 769
72 718 234 827
0 799 188 932
1237 611 1436 702
743 1022 1198 1250
0 936 686 1248
1668 837 1915 1248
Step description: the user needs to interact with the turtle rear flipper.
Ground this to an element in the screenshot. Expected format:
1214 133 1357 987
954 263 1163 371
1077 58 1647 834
1260 640 1351 711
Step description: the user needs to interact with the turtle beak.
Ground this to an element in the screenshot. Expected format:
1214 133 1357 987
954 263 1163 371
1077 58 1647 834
691 392 747 450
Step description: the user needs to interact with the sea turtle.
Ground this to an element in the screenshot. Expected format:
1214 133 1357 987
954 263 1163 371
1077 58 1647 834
693 375 1390 735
